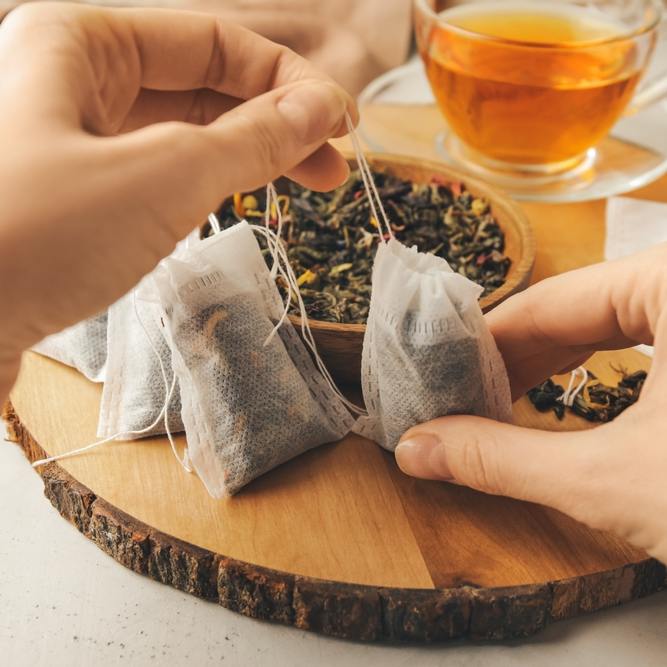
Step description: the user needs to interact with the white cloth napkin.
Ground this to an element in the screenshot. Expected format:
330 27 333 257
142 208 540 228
605 196 667 356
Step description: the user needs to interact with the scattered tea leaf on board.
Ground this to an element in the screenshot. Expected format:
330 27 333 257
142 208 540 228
527 368 647 423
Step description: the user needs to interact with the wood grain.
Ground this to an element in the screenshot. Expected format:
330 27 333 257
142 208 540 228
4 346 665 641
5 110 667 643
5 395 666 642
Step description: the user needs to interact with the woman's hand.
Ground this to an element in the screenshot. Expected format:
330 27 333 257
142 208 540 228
395 244 667 564
0 2 356 400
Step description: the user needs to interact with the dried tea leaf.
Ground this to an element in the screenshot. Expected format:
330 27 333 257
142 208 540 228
210 170 511 324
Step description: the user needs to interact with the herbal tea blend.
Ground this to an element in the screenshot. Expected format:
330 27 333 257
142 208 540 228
354 239 512 451
153 220 355 497
33 312 108 382
212 170 510 324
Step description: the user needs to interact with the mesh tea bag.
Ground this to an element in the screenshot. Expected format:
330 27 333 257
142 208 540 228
33 312 108 382
355 240 512 451
153 220 355 497
96 279 183 440
347 117 511 451
96 233 198 441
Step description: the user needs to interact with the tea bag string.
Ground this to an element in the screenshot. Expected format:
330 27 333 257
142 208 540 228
559 366 589 408
208 212 221 234
209 196 293 342
258 185 366 414
131 290 191 472
251 222 367 417
238 185 367 417
264 182 284 279
32 293 193 472
345 113 393 242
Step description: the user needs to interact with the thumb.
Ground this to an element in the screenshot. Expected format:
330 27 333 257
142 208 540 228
104 78 352 240
394 415 606 511
206 77 354 193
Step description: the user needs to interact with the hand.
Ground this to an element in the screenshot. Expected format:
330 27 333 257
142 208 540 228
395 244 667 564
0 2 357 400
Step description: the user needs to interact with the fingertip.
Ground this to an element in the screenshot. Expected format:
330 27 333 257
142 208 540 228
395 432 451 481
285 143 350 192
275 79 349 146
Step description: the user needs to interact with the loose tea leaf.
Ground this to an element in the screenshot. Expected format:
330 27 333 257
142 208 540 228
527 368 647 423
210 170 511 324
526 378 566 420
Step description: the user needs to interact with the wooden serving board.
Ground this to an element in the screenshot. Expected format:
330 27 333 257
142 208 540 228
5 122 667 643
4 346 664 643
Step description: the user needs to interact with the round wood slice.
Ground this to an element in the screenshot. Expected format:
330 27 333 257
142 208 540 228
4 349 665 643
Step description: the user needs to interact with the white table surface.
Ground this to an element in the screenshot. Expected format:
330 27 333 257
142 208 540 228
2 422 666 667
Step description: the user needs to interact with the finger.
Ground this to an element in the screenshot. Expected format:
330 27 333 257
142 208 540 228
121 89 350 191
1 5 358 135
285 143 350 192
556 355 593 376
114 8 359 128
97 79 351 250
204 79 351 191
119 9 323 93
394 414 607 513
123 89 354 139
502 349 594 400
121 88 241 132
487 257 655 394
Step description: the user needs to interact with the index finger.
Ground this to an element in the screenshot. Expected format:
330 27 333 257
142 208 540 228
487 250 661 397
1 4 357 134
114 7 358 123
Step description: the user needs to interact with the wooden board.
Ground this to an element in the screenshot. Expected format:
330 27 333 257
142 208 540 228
4 116 667 643
4 346 665 642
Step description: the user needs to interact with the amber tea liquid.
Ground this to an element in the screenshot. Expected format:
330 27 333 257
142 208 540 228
421 3 647 166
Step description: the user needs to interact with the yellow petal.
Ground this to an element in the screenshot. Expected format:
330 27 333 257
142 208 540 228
297 269 317 286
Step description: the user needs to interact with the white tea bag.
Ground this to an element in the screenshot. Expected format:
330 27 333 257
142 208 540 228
33 312 108 382
96 233 198 441
355 239 512 451
153 221 355 497
342 115 511 451
96 279 183 440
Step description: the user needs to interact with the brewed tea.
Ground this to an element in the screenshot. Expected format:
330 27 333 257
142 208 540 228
419 2 650 165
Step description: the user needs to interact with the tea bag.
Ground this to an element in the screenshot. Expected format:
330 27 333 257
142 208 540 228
96 279 183 440
33 312 108 382
347 116 512 451
153 220 355 497
96 233 198 441
354 240 512 450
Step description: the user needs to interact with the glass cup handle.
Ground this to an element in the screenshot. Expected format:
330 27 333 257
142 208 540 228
625 15 667 116
627 70 667 114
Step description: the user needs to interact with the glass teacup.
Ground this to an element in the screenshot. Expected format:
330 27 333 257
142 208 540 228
414 0 662 178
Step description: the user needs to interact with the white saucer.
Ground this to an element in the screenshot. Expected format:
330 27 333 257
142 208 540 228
358 58 667 203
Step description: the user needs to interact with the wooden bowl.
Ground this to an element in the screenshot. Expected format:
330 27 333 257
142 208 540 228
286 153 535 385
215 153 535 385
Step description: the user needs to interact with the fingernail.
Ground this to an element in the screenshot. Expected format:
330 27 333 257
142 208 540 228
277 81 346 144
395 433 454 481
